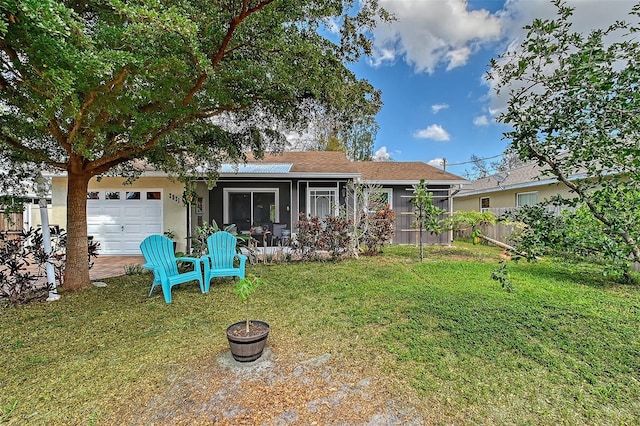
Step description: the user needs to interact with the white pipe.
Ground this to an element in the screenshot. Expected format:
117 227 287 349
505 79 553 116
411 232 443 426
36 175 59 301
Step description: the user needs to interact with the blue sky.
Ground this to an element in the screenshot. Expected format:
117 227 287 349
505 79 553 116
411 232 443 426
345 0 637 177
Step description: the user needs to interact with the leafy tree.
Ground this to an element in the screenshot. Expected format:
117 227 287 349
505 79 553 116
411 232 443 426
489 0 640 274
313 113 378 160
411 179 445 262
0 0 389 290
448 210 497 242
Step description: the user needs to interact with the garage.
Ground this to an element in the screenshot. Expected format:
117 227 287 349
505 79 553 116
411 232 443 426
87 189 163 255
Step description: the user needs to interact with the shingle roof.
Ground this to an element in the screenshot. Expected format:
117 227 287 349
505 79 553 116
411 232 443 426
354 161 466 183
461 163 543 191
244 151 359 174
455 162 563 197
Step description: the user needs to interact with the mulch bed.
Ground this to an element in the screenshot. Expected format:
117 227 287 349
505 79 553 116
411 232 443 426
112 348 424 425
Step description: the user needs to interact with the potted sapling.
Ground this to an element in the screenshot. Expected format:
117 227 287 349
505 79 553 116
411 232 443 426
225 274 270 362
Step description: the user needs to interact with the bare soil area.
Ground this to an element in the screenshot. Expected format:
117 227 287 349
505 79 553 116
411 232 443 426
116 348 424 425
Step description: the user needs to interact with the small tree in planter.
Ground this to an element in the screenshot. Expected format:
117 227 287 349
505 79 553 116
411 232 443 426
226 274 270 362
234 274 264 333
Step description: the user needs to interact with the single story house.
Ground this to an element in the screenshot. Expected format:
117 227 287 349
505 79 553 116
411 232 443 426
0 183 51 234
453 162 579 215
50 151 467 255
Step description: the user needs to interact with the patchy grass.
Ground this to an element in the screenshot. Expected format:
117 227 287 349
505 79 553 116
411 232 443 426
1 242 639 424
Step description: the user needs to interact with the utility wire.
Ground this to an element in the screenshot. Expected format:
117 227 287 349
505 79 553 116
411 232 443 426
444 153 504 167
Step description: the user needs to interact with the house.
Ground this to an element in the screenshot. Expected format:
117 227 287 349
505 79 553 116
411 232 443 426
0 181 51 234
453 162 578 215
49 151 467 255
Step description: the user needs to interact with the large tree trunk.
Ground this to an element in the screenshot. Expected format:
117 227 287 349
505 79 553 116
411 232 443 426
64 172 91 291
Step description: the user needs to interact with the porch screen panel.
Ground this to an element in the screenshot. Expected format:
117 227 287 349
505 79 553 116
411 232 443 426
229 193 251 229
252 192 276 226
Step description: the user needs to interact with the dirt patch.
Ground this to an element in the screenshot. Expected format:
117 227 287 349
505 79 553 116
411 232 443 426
117 348 423 425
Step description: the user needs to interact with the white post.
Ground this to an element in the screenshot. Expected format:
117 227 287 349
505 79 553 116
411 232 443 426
36 175 59 301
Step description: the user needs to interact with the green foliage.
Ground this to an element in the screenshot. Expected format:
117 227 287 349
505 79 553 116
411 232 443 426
294 213 353 261
448 210 497 234
0 0 388 288
358 205 396 255
505 204 639 282
0 400 17 423
411 179 446 261
190 219 249 258
123 264 145 276
0 227 98 304
234 273 265 332
491 259 514 292
490 0 640 270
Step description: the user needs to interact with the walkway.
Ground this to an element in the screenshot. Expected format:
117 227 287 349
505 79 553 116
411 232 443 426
90 256 145 281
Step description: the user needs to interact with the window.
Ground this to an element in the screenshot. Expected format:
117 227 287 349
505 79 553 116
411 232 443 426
105 191 120 200
480 197 490 211
364 188 393 213
308 188 338 219
516 192 538 207
87 192 100 200
224 189 279 230
126 191 141 200
146 191 162 200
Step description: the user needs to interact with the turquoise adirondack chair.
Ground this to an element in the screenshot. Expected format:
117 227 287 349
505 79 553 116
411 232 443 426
202 231 247 292
140 235 205 303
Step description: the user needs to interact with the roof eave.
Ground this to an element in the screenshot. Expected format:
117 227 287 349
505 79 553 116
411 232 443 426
455 178 562 197
219 172 361 179
360 179 468 186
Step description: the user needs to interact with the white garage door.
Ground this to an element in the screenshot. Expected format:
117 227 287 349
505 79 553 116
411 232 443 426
87 189 163 255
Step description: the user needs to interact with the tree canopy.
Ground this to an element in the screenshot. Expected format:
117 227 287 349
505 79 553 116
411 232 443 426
490 0 640 274
0 0 389 290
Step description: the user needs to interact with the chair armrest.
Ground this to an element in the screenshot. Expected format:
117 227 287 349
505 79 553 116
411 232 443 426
176 256 201 266
142 263 157 271
235 254 248 262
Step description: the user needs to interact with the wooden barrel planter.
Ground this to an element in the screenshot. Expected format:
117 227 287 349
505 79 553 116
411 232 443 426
226 320 270 362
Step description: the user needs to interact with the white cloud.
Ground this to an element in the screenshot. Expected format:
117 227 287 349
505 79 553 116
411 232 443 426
486 0 638 117
473 115 490 126
414 124 451 142
428 158 446 169
431 103 449 114
372 0 502 73
373 146 392 161
446 47 472 71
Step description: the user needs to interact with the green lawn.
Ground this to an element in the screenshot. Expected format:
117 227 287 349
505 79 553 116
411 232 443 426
1 243 639 424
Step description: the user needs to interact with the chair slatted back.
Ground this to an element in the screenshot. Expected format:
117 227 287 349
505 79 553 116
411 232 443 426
206 231 237 269
140 235 179 276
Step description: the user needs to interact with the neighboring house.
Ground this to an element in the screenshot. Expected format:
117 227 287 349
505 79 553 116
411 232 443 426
453 162 578 215
0 183 51 234
49 151 467 255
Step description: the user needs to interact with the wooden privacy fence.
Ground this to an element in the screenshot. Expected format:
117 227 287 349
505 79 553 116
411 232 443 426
455 222 517 245
455 222 640 273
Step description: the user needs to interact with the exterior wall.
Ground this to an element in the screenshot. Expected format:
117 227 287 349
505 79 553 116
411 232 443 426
51 176 188 252
454 182 575 212
393 184 451 245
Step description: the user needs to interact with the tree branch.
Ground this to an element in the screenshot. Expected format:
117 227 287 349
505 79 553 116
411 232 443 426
0 133 67 169
529 147 640 262
68 68 128 145
182 0 276 106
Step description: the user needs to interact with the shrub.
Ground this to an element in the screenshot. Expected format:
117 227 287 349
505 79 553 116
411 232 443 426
358 205 395 255
0 228 50 304
321 214 353 260
294 213 323 261
0 227 100 305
